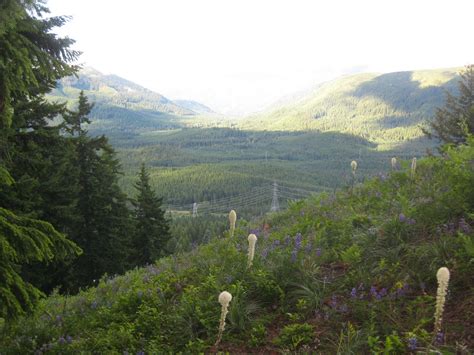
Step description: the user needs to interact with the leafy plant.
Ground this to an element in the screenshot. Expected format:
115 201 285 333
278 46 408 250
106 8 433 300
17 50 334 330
274 323 315 351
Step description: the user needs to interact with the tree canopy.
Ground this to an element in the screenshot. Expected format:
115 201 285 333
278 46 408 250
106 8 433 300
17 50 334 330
426 64 474 145
0 0 81 318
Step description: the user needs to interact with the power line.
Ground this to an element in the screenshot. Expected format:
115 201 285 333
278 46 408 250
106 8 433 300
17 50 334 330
164 182 317 214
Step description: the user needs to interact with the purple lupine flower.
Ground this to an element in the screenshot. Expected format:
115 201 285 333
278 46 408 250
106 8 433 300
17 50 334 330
284 235 291 246
250 229 261 237
66 335 73 344
329 295 338 308
407 337 418 350
261 248 269 260
294 233 303 250
137 350 145 355
370 286 378 298
407 218 416 225
435 332 444 344
350 288 357 299
91 300 98 309
58 337 66 345
459 218 471 233
379 288 387 297
399 213 406 222
291 249 298 262
394 283 409 298
315 248 322 257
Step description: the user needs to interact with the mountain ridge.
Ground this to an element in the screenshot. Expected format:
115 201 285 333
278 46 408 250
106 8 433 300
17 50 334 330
52 67 197 115
240 67 461 145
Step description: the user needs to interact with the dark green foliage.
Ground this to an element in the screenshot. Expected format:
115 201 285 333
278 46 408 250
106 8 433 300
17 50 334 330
68 128 133 289
130 164 170 266
274 323 315 350
0 0 82 319
427 65 474 145
63 90 93 136
0 0 79 127
0 207 81 319
63 93 131 287
168 215 228 253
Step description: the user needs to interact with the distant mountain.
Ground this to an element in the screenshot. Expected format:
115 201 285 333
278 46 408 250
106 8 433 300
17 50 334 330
241 68 460 145
49 68 215 135
172 99 215 115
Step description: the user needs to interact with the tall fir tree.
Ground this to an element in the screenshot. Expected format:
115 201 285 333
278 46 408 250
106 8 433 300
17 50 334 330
426 64 474 145
131 164 171 266
64 93 133 289
0 0 81 318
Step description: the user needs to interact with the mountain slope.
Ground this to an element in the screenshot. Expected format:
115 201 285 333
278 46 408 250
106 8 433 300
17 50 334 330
48 68 216 134
173 99 216 115
241 68 460 145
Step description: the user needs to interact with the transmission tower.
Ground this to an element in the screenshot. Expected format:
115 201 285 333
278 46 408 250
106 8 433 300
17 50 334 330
270 182 280 212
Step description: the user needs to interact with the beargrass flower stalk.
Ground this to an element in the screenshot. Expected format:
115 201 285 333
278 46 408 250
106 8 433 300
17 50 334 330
215 291 232 347
247 233 257 268
228 209 237 237
391 157 397 170
411 157 417 178
434 267 450 336
351 160 358 175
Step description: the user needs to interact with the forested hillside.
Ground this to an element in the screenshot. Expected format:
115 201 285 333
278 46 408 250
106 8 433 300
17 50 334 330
48 67 211 136
242 69 459 145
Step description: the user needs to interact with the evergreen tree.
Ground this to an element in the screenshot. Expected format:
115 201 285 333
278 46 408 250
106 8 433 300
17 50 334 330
0 204 81 319
63 90 93 136
131 164 170 266
0 0 79 128
64 94 133 289
0 0 81 317
426 64 474 145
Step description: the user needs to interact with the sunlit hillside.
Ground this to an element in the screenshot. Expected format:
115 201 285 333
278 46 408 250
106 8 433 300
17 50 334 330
242 68 459 148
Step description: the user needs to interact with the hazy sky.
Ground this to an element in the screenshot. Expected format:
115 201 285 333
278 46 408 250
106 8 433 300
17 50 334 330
47 0 474 115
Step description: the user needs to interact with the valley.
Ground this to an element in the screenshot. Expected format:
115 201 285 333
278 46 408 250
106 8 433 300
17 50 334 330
48 67 458 215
